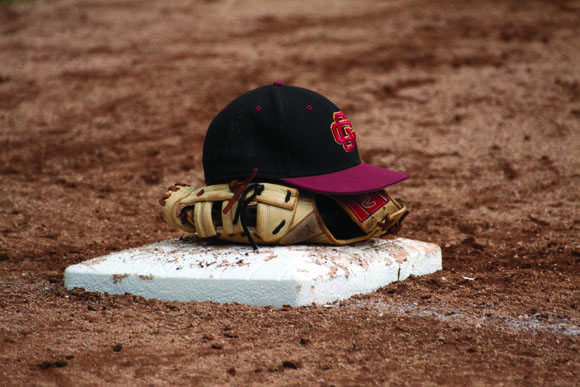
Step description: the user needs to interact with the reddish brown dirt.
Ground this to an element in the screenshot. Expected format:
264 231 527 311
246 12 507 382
1 0 579 385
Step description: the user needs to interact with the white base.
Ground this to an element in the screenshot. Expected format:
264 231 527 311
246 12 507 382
64 237 441 307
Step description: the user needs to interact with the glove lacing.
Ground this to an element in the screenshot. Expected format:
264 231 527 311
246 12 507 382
221 168 264 250
232 183 265 250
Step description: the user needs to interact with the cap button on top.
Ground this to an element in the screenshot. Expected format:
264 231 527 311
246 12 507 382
273 81 285 86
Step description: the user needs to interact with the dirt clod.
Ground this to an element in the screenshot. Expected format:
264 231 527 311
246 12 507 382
282 360 302 370
38 360 68 370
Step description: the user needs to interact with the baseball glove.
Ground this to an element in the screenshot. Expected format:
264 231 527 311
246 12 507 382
159 182 408 249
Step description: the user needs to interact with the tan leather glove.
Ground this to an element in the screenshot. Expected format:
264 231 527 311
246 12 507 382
160 183 408 249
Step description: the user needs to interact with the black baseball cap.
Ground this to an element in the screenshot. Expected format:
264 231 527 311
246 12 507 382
202 82 409 194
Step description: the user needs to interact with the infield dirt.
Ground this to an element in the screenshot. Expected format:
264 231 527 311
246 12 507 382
0 0 578 385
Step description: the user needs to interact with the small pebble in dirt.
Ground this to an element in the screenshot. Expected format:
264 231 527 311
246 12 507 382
227 367 236 376
224 330 239 338
112 344 123 352
299 337 310 345
202 333 215 341
211 342 223 349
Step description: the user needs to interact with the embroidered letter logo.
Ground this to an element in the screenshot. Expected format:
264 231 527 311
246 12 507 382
330 112 357 152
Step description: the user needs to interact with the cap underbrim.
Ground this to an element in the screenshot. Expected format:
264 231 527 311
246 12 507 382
280 163 409 195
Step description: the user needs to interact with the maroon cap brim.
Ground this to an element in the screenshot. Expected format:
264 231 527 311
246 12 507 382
281 163 409 195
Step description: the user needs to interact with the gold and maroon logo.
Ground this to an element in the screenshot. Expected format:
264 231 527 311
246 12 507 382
330 112 357 152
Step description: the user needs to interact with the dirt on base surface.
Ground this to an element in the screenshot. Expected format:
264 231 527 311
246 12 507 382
1 0 579 385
